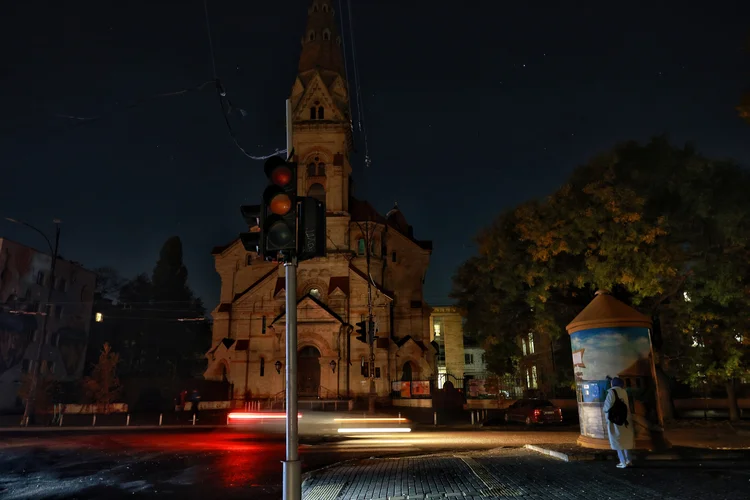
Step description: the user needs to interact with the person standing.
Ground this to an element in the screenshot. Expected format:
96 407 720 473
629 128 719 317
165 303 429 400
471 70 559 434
603 377 634 468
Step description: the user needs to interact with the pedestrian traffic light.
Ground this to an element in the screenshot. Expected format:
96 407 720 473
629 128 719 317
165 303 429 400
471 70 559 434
262 155 297 257
355 320 367 344
239 204 264 255
297 196 326 262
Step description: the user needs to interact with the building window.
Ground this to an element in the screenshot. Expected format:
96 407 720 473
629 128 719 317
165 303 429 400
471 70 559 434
309 288 321 299
375 367 381 378
322 3 329 12
465 353 474 365
317 162 326 176
433 317 443 337
528 332 535 354
318 106 324 119
391 252 397 263
309 31 316 41
362 361 369 378
481 353 486 364
357 238 365 255
336 36 341 46
55 306 63 320
323 29 330 41
260 357 265 377
531 365 538 389
37 272 45 286
312 3 318 12
521 338 527 356
309 107 316 120
246 255 253 266
262 315 267 334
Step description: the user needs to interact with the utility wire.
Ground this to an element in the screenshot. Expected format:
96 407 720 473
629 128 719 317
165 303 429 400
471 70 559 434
202 0 286 161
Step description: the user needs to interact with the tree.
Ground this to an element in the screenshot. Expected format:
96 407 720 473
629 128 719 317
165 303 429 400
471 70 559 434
93 266 126 301
453 137 750 420
82 342 121 412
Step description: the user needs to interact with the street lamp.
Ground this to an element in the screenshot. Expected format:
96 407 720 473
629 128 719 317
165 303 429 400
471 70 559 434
5 217 61 426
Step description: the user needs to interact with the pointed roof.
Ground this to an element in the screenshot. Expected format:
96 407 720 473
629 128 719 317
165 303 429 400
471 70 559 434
566 291 652 334
298 0 344 75
271 293 345 325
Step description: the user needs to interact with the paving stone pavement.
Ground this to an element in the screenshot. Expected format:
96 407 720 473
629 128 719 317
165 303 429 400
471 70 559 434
302 447 750 500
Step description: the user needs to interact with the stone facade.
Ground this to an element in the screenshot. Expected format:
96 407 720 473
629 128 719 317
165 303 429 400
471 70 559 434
0 238 96 411
204 0 434 402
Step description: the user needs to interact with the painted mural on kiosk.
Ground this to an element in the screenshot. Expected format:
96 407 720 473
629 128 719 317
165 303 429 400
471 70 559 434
570 326 660 442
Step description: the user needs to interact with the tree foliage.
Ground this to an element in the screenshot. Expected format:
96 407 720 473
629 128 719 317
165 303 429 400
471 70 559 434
82 342 121 410
92 236 211 379
453 137 750 404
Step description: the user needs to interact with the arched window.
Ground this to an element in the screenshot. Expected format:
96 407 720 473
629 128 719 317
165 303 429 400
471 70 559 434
308 183 326 203
322 4 329 12
323 29 331 41
318 106 325 119
246 255 252 266
308 31 315 41
221 363 228 382
317 162 326 176
357 238 365 255
336 36 342 46
309 107 316 120
309 288 321 299
307 163 317 176
260 357 265 377
312 3 318 12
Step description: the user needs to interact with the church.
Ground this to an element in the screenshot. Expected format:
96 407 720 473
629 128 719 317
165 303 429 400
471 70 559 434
204 1 434 404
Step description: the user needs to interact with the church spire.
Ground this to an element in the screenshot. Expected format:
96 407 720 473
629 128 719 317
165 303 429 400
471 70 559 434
298 0 345 75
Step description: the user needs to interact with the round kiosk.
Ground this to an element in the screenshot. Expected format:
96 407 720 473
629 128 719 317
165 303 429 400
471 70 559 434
566 291 669 450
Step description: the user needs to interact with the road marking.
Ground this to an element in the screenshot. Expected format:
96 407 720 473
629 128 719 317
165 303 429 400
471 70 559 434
459 456 525 497
304 482 345 500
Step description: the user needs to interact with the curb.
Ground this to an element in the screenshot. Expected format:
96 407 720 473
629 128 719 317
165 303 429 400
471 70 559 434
523 444 750 462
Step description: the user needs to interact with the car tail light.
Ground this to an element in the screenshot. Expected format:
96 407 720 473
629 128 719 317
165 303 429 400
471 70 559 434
533 409 541 417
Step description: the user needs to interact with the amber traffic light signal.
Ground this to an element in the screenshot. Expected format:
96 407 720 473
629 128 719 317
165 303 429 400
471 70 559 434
262 156 298 256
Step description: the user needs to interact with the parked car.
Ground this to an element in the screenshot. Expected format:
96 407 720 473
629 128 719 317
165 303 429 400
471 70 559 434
504 399 563 425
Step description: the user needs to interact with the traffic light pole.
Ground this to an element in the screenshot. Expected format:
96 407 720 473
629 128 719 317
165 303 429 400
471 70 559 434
282 98 301 500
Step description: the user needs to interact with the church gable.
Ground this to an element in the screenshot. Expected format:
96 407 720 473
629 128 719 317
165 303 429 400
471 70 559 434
293 71 345 122
272 295 344 326
232 266 280 305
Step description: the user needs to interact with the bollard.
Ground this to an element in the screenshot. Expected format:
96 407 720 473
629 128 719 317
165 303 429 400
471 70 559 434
126 414 130 426
159 413 163 426
59 414 63 427
92 414 96 427
433 412 437 426
192 414 196 426
398 412 401 420
471 412 475 425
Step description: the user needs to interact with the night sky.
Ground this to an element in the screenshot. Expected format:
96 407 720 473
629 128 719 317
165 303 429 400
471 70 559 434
2 0 749 312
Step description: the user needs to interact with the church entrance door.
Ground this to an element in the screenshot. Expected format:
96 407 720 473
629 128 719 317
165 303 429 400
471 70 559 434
298 346 321 398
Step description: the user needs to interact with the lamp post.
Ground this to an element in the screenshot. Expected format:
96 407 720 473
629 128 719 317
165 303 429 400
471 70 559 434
6 218 61 426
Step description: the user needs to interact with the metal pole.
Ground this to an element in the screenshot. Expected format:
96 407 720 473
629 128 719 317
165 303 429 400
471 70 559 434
282 98 301 500
21 220 60 425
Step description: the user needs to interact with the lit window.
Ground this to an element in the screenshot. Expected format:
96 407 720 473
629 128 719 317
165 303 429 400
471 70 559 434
528 332 535 354
357 238 365 255
531 366 538 388
521 338 527 356
309 288 321 299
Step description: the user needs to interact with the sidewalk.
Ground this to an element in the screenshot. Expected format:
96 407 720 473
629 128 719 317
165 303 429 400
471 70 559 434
522 421 750 462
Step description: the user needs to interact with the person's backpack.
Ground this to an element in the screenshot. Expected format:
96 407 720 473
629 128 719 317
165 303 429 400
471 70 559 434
607 388 629 427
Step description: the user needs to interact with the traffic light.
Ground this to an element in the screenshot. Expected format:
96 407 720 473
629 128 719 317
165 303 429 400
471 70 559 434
262 155 297 257
368 320 378 345
239 204 264 255
355 320 367 344
297 196 326 262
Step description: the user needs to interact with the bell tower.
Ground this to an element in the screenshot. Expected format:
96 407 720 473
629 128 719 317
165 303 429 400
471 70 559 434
290 0 353 251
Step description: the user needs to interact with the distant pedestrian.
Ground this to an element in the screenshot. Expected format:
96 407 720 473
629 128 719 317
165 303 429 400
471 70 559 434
603 377 634 468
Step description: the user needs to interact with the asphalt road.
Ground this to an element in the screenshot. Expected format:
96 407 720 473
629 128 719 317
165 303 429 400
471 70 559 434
0 425 581 499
